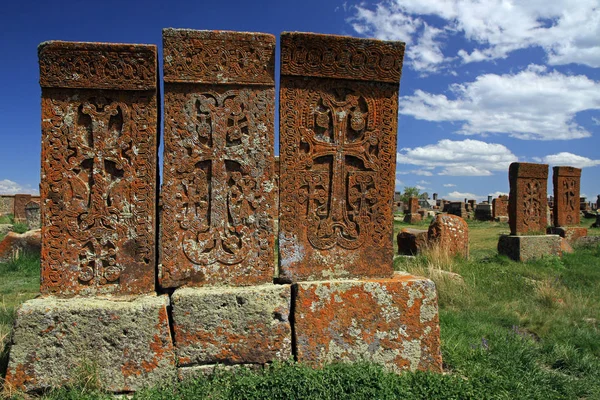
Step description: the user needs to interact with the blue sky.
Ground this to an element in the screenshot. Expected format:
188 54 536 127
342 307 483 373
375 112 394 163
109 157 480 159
1 0 599 203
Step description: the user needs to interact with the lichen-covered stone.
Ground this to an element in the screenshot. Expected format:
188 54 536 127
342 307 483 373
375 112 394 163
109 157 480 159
171 285 292 366
0 229 41 263
546 226 587 243
178 363 264 381
428 214 469 258
498 234 562 262
5 295 176 393
508 163 549 235
293 273 442 373
397 228 428 255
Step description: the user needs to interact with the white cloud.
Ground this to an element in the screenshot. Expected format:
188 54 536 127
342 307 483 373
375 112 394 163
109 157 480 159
397 139 517 176
542 152 600 168
399 65 600 140
417 180 430 185
592 117 600 126
395 178 404 191
349 0 600 72
489 191 508 198
446 191 479 201
396 169 434 176
0 179 38 195
443 183 456 187
415 185 427 190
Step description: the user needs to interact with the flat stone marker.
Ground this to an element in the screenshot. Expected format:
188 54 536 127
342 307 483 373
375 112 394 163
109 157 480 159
508 162 548 235
278 32 404 282
160 29 276 288
13 194 31 223
38 41 159 296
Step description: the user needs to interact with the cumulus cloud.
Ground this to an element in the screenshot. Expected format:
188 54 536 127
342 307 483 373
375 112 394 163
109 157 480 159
443 183 456 187
446 191 479 201
349 0 600 72
0 179 38 195
489 191 509 198
397 139 517 176
542 152 600 168
399 65 600 140
417 180 430 185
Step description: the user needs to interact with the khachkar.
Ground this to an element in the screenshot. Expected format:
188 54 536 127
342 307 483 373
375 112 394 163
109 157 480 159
5 42 176 394
547 166 587 242
161 29 291 377
279 33 441 373
499 162 561 261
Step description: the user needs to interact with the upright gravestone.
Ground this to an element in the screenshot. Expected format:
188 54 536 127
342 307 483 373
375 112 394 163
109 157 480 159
492 195 508 222
0 195 15 216
499 162 560 261
280 32 441 373
13 194 32 223
24 201 40 230
404 196 422 223
161 29 291 377
547 166 587 242
6 41 175 394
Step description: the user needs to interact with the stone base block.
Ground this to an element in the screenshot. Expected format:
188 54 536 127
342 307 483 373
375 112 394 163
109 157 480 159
178 363 264 381
171 284 292 367
495 216 509 223
498 234 562 262
546 227 588 243
293 273 442 373
403 213 422 224
397 228 428 255
5 295 176 394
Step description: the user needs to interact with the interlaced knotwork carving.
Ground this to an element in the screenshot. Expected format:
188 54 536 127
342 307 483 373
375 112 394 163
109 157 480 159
508 162 548 235
160 86 274 287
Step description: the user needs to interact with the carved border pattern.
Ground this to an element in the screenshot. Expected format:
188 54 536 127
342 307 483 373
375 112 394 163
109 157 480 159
39 42 157 90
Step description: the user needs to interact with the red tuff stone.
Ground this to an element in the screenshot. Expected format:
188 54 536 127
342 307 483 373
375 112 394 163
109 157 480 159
508 162 549 235
278 32 405 282
547 226 588 243
160 29 276 288
552 166 582 227
492 195 508 219
403 213 423 224
397 228 428 255
428 214 469 258
407 197 419 214
38 41 159 297
293 273 442 373
13 194 32 223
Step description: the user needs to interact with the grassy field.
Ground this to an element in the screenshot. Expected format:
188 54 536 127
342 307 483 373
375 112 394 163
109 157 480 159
2 215 600 399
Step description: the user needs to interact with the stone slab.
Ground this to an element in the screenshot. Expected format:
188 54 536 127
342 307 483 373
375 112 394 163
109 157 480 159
0 195 15 215
13 194 32 223
497 234 562 262
397 228 428 255
5 295 176 394
39 41 158 297
428 214 469 258
279 32 405 282
171 284 292 366
546 226 588 243
159 29 276 288
552 166 581 227
293 273 442 373
403 213 422 224
508 162 549 235
178 363 264 381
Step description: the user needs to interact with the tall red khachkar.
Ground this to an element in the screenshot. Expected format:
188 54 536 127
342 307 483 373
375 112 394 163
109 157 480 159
160 29 276 288
39 42 158 297
5 42 176 394
548 166 587 242
280 32 441 373
279 33 402 282
508 162 548 235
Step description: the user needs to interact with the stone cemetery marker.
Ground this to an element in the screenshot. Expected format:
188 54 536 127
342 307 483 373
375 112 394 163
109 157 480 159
553 166 581 227
39 41 158 296
508 162 548 235
13 194 32 223
278 32 404 282
160 29 275 287
492 195 508 219
25 201 40 230
0 195 15 216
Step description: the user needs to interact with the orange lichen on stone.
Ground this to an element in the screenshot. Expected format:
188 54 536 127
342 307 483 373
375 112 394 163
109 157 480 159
293 273 442 373
508 162 549 235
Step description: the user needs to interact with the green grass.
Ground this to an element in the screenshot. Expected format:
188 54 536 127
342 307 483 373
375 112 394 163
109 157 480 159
3 216 600 399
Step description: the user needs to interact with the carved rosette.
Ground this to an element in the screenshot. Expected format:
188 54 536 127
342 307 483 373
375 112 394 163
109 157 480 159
39 42 158 297
552 166 581 227
160 30 275 288
279 33 404 282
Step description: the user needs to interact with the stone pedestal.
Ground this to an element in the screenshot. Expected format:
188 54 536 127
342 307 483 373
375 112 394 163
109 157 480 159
293 273 442 373
497 234 562 262
171 285 292 371
546 227 588 243
5 295 176 393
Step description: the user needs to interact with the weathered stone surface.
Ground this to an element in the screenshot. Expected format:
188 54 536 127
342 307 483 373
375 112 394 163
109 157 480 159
428 214 469 258
178 363 264 381
407 197 419 213
39 41 158 297
546 226 588 243
279 32 405 282
160 29 276 288
492 195 508 219
508 163 548 235
0 230 41 263
171 284 292 366
397 228 428 255
552 166 581 227
294 273 442 373
474 204 493 221
5 295 176 394
445 201 468 219
0 223 13 237
0 195 15 215
13 194 32 223
498 234 561 262
403 213 422 224
25 201 40 231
